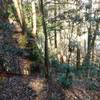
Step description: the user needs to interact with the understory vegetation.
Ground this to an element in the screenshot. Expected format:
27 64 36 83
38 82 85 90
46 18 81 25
0 0 100 100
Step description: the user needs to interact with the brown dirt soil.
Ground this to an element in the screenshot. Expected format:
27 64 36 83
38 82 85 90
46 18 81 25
0 76 100 100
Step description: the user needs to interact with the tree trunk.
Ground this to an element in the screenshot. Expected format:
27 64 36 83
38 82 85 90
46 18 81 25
82 26 92 66
32 1 37 36
76 47 80 68
91 23 99 62
12 0 23 25
54 0 57 48
40 0 49 79
83 22 99 66
12 0 26 34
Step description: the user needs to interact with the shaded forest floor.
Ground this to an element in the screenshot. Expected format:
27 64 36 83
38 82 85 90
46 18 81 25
0 75 100 100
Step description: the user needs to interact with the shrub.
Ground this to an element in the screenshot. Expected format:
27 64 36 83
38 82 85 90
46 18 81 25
58 64 75 73
18 34 27 48
51 58 59 68
87 82 98 91
58 73 73 88
57 64 75 88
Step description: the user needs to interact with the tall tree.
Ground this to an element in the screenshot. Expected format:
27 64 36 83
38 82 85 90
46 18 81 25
54 0 57 48
12 0 23 25
82 0 92 65
12 0 27 34
40 0 49 79
32 1 37 36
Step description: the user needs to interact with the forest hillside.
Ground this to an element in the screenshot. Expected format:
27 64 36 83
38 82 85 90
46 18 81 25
0 0 100 100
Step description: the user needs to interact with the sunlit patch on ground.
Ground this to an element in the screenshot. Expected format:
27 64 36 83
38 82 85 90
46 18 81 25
28 78 45 93
28 78 48 100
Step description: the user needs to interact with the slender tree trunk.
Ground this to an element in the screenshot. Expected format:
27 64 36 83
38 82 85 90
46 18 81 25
91 23 99 62
76 47 80 68
12 0 26 34
82 22 99 66
82 26 92 65
32 1 37 36
67 22 74 64
12 0 23 25
40 0 49 79
82 0 92 66
68 51 71 64
76 25 81 68
54 0 57 48
88 27 92 63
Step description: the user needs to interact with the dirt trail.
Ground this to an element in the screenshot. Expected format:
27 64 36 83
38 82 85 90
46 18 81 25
0 76 65 100
0 76 100 100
